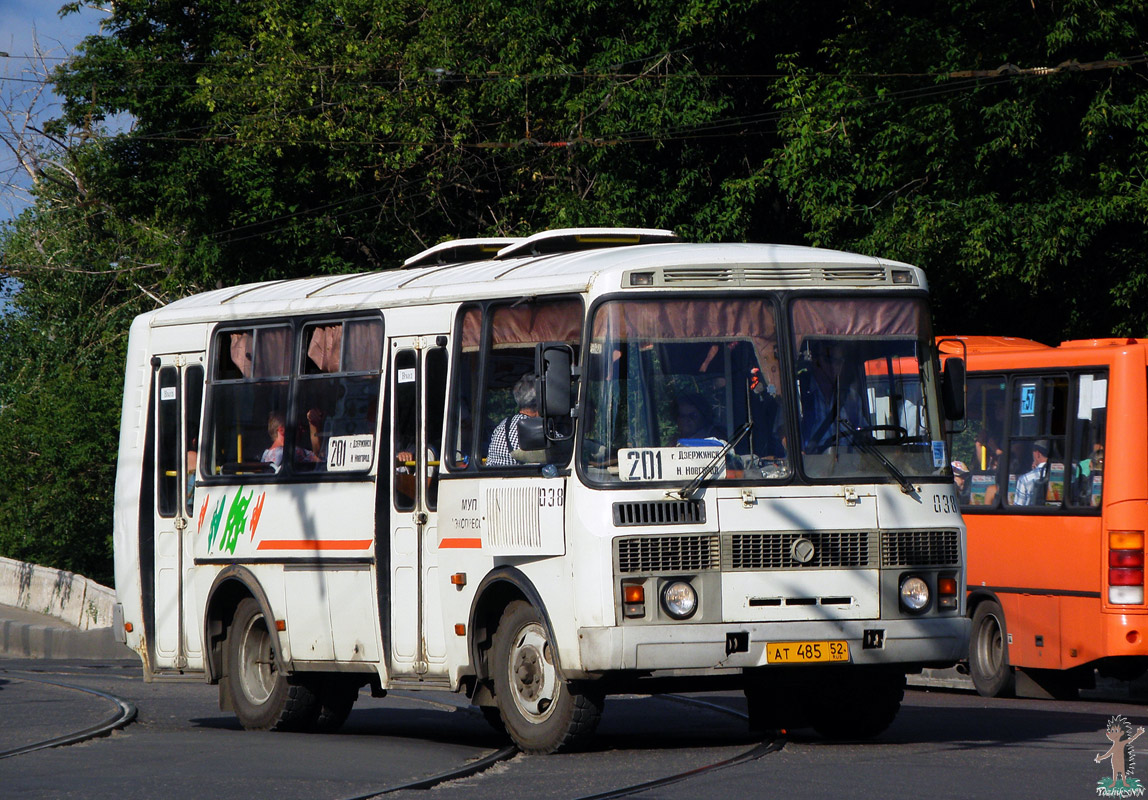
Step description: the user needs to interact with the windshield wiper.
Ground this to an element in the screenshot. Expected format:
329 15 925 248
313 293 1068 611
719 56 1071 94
834 419 916 494
668 421 752 501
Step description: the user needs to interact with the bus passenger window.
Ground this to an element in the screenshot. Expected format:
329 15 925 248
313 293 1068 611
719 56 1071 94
205 325 291 476
295 318 383 472
1070 372 1107 507
465 298 582 469
1006 376 1068 508
953 376 1006 506
448 306 482 469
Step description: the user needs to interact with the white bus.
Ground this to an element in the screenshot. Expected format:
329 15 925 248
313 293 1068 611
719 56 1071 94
113 228 969 752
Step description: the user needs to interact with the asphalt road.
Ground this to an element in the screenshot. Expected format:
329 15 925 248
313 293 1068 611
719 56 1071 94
1 658 1143 800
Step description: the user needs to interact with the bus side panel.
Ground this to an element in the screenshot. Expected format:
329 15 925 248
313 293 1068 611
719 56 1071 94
113 314 158 662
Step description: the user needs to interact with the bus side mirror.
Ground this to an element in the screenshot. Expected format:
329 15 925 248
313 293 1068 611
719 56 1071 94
537 343 577 442
942 356 966 421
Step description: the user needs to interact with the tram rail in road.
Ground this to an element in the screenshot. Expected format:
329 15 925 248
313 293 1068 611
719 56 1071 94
0 669 136 759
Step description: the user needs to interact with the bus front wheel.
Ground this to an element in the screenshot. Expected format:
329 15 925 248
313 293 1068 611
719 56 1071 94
227 598 318 730
490 600 603 754
970 599 1015 697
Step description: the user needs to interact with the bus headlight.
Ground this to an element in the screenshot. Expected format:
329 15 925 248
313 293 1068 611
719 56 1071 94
661 581 698 620
899 576 930 612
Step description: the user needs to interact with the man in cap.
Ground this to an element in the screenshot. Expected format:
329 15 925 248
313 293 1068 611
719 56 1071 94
951 460 971 504
1014 439 1050 506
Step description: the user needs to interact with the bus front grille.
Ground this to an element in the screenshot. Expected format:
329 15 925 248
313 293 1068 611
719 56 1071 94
616 534 720 574
726 531 876 570
881 530 960 566
612 499 706 526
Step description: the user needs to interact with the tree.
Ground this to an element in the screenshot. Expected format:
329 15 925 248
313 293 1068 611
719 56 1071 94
766 0 1148 340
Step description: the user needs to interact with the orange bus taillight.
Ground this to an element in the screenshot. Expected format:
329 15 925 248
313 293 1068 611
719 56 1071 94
1109 531 1145 604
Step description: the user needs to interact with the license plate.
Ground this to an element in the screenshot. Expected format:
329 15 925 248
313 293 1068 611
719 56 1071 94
765 640 850 664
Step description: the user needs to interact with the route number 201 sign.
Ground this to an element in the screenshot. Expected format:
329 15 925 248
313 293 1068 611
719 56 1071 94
617 447 726 482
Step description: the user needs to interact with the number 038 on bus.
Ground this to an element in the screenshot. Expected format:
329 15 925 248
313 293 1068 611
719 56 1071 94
112 228 969 753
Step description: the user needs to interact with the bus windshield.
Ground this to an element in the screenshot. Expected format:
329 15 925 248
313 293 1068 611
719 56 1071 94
793 296 945 482
582 297 790 484
580 295 947 486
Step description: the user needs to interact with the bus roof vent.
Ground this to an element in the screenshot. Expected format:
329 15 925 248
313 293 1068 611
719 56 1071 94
822 265 887 283
495 227 680 260
659 264 891 287
402 237 522 269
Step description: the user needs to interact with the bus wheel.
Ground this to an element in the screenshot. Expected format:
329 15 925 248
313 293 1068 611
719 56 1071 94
970 600 1015 698
312 675 360 733
810 668 905 740
743 678 809 734
490 600 603 754
227 598 318 731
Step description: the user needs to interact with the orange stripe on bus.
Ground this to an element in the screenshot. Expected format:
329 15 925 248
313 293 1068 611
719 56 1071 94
439 537 482 549
255 539 372 551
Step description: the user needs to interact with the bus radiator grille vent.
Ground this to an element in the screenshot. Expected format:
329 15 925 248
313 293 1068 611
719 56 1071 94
612 499 706 527
616 535 720 574
880 530 960 567
486 487 542 549
725 531 875 570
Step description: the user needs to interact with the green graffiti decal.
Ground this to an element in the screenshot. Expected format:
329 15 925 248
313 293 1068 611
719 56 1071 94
221 489 254 554
207 497 226 550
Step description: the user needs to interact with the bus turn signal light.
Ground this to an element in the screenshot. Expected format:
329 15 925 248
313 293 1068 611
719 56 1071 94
1110 531 1145 550
937 576 958 610
622 582 645 619
1109 531 1145 604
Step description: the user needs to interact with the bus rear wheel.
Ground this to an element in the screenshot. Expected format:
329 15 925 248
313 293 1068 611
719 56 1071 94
311 675 360 733
970 599 1015 698
227 598 318 731
490 600 603 754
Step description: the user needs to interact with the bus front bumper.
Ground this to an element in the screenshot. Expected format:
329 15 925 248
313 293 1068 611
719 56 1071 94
576 616 969 674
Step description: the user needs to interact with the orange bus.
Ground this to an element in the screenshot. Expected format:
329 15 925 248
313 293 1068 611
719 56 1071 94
940 335 1148 697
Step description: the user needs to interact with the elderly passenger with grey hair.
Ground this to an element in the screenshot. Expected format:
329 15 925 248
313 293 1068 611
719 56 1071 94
487 374 540 466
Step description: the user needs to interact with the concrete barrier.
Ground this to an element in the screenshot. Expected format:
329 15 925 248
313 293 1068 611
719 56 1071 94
0 556 115 631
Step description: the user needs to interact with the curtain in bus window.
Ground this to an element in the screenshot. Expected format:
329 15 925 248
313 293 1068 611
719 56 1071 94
589 299 782 396
344 319 383 371
307 325 342 373
228 332 253 378
463 300 582 351
790 297 926 346
254 327 292 378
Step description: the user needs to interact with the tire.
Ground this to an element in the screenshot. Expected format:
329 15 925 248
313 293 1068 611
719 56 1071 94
311 675 360 733
479 705 509 738
809 668 906 740
227 598 318 731
969 599 1015 698
490 600 603 754
743 677 810 734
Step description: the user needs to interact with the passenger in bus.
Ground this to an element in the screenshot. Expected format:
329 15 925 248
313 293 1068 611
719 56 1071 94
951 460 972 504
262 411 321 471
487 374 540 466
799 342 865 453
675 393 726 447
1013 440 1050 506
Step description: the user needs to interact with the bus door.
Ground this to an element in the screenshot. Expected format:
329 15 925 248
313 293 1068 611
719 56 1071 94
152 353 205 671
387 336 450 679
